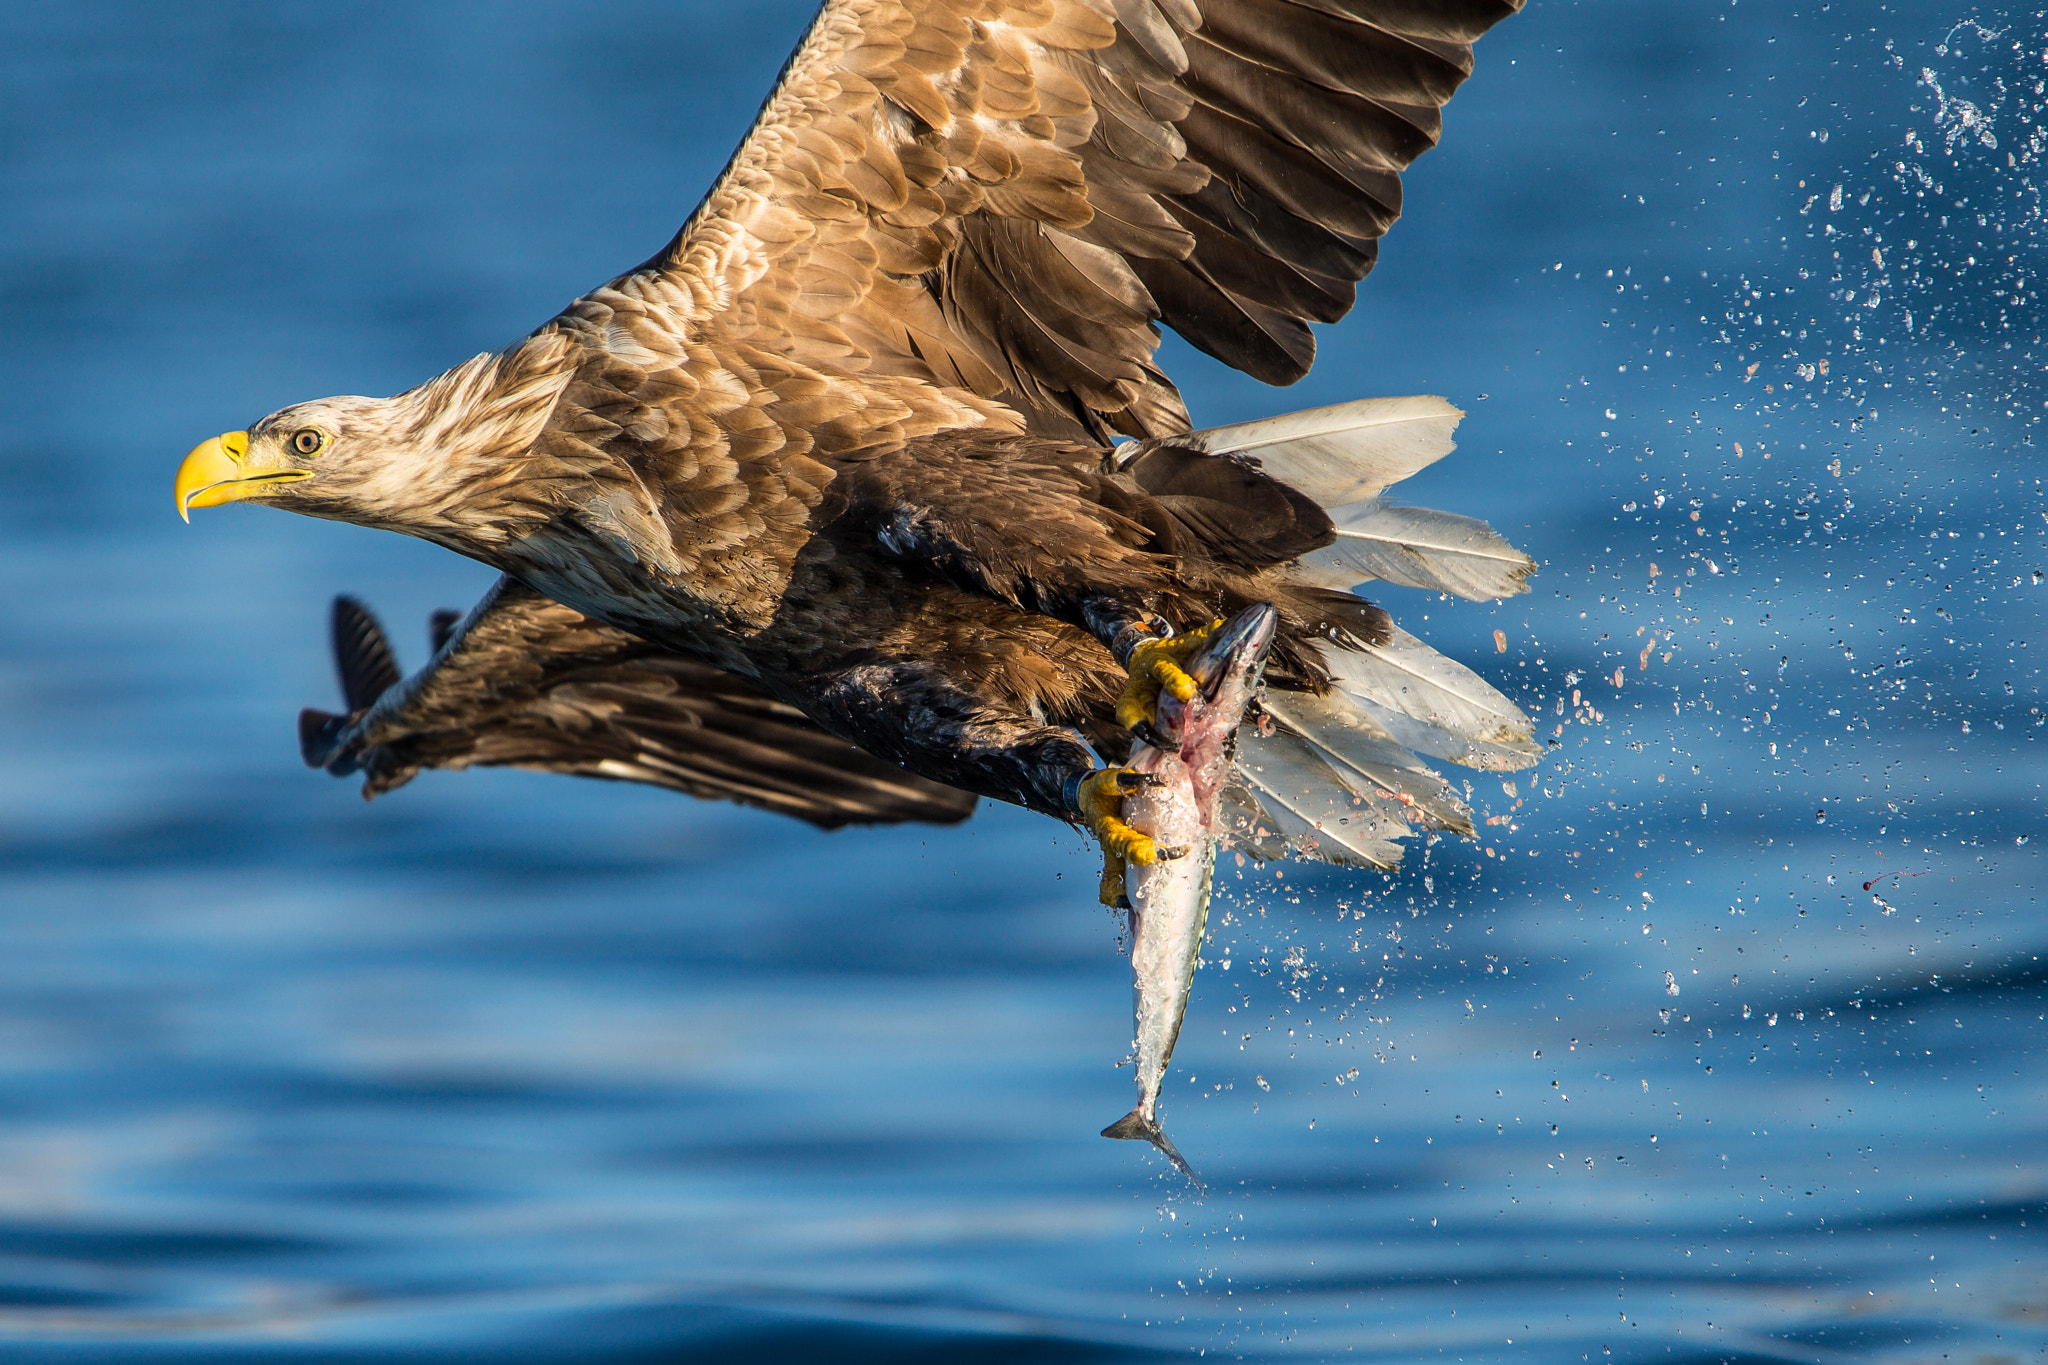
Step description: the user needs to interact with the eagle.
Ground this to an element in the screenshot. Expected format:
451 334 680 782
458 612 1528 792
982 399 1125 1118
175 0 1539 892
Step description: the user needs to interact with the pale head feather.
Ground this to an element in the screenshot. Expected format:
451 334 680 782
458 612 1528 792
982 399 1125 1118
251 333 577 545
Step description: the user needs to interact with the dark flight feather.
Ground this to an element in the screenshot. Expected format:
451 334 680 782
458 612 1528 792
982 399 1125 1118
564 0 1523 434
427 608 463 654
1119 443 1332 568
302 580 977 830
331 597 402 713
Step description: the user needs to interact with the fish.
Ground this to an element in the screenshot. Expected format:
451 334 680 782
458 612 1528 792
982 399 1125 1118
1102 602 1279 1190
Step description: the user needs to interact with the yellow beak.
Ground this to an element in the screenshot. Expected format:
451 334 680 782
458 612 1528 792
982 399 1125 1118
174 431 311 521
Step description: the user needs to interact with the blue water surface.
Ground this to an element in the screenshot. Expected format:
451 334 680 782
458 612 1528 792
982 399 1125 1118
1 2 2043 1361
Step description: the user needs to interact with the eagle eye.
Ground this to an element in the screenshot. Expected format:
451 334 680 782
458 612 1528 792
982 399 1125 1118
290 429 328 457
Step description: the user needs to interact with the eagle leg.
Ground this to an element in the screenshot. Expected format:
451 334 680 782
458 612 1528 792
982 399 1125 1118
792 657 1102 816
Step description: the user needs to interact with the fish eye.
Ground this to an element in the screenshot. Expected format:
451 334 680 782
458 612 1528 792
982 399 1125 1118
290 429 328 457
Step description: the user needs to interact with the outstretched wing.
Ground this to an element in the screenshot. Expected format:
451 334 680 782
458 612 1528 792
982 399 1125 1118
549 0 1521 446
299 581 978 829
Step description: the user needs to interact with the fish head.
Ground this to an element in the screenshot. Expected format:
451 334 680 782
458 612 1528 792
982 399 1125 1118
1157 603 1278 742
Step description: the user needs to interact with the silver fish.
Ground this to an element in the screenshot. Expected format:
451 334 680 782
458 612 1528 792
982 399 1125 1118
1102 603 1278 1189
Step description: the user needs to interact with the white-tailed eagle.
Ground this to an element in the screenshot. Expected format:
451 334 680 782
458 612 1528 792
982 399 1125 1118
176 0 1538 884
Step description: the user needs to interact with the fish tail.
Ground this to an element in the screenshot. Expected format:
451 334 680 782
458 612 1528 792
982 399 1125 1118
1101 1110 1206 1193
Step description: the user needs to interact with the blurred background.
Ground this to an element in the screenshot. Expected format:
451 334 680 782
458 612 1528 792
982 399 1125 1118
1 1 2043 1360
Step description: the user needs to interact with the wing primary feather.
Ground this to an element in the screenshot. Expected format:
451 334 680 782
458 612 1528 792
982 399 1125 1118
331 596 402 713
1128 255 1317 384
1285 0 1523 44
561 0 1523 439
1194 0 1477 106
1174 101 1400 247
307 580 978 829
428 608 464 655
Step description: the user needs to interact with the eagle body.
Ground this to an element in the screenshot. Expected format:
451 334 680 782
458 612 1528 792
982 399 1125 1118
346 338 1369 817
183 0 1544 863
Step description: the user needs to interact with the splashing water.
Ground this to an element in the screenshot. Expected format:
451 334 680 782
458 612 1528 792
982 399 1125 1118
1720 17 2048 422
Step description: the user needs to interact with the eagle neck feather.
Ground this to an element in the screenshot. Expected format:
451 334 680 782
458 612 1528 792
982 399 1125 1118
373 334 579 542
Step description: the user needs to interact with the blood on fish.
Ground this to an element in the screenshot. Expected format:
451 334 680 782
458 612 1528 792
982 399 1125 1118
1103 604 1276 1193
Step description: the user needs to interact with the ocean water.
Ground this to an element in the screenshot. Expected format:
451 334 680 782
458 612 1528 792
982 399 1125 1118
1 1 2043 1361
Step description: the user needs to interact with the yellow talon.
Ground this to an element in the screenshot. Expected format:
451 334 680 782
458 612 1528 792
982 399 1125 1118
1076 767 1160 910
1075 765 1197 906
1115 619 1223 737
1098 848 1128 909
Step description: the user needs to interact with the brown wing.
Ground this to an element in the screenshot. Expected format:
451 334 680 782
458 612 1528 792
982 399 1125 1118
547 0 1521 447
299 581 977 829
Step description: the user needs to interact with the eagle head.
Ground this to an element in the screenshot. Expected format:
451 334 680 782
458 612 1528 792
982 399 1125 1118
174 338 576 540
174 395 410 525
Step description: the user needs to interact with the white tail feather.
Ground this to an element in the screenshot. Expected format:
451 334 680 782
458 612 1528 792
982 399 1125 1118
1184 393 1543 868
1258 691 1474 835
1299 502 1536 601
1226 727 1408 869
1224 786 1405 871
1177 397 1463 508
1344 692 1546 774
1322 628 1541 770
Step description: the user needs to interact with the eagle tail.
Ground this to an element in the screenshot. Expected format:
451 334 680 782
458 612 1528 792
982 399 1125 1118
1173 397 1541 870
